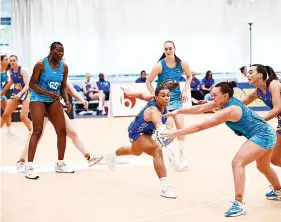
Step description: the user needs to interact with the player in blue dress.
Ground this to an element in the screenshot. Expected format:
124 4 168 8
0 55 32 136
146 40 192 171
164 81 281 217
0 55 16 136
104 85 177 199
25 42 73 179
242 64 281 168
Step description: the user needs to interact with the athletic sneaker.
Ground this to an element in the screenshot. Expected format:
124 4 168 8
16 161 25 173
160 184 177 199
169 155 185 172
25 166 39 179
265 185 281 200
225 200 247 217
179 149 189 170
104 152 116 171
55 161 75 173
88 154 104 167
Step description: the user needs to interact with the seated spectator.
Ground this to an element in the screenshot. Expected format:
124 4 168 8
201 70 214 101
190 71 204 103
135 70 147 83
97 73 110 101
82 73 106 115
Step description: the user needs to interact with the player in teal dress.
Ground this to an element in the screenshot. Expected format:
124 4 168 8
146 40 192 171
164 81 281 217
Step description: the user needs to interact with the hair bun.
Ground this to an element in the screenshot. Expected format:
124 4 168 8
227 81 237 88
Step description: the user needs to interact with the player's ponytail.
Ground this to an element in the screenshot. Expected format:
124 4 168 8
265 65 278 87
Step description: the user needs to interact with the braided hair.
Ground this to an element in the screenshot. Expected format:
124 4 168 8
47 42 63 58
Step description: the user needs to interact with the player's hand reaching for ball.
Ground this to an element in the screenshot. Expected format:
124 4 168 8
162 129 177 141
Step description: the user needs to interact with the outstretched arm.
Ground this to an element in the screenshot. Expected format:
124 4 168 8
67 79 84 102
167 106 238 138
145 106 164 129
169 101 218 117
241 88 258 105
121 87 154 101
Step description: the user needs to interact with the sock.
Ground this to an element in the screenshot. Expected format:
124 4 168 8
19 158 25 163
84 153 90 160
7 126 12 132
160 177 169 185
26 162 33 169
57 160 64 165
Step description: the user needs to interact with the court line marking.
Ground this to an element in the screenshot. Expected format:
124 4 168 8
127 176 252 222
0 157 152 174
126 196 231 222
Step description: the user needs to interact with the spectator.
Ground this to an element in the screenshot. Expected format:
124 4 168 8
237 66 248 82
82 73 106 115
190 71 204 102
97 73 110 101
201 70 214 93
135 70 147 83
201 70 215 101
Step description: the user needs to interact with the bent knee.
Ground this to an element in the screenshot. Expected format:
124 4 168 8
20 114 29 121
1 112 10 119
271 157 281 167
57 127 67 137
132 150 143 156
33 127 43 138
256 162 270 173
153 147 163 157
232 158 245 169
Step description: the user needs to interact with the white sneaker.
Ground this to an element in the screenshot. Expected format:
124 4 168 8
169 155 185 172
55 162 75 173
104 152 116 171
16 161 25 173
88 154 104 167
25 166 39 179
160 184 177 199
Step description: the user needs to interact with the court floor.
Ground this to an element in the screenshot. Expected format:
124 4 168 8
1 113 280 222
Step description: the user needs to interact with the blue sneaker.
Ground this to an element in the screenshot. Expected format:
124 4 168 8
265 185 281 200
225 200 247 217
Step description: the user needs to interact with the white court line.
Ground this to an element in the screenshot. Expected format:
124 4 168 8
126 196 231 222
0 157 152 174
127 176 252 222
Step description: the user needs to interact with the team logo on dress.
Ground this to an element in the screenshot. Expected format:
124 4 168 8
120 92 136 109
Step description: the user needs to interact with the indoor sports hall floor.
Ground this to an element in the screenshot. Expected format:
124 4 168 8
1 113 280 222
